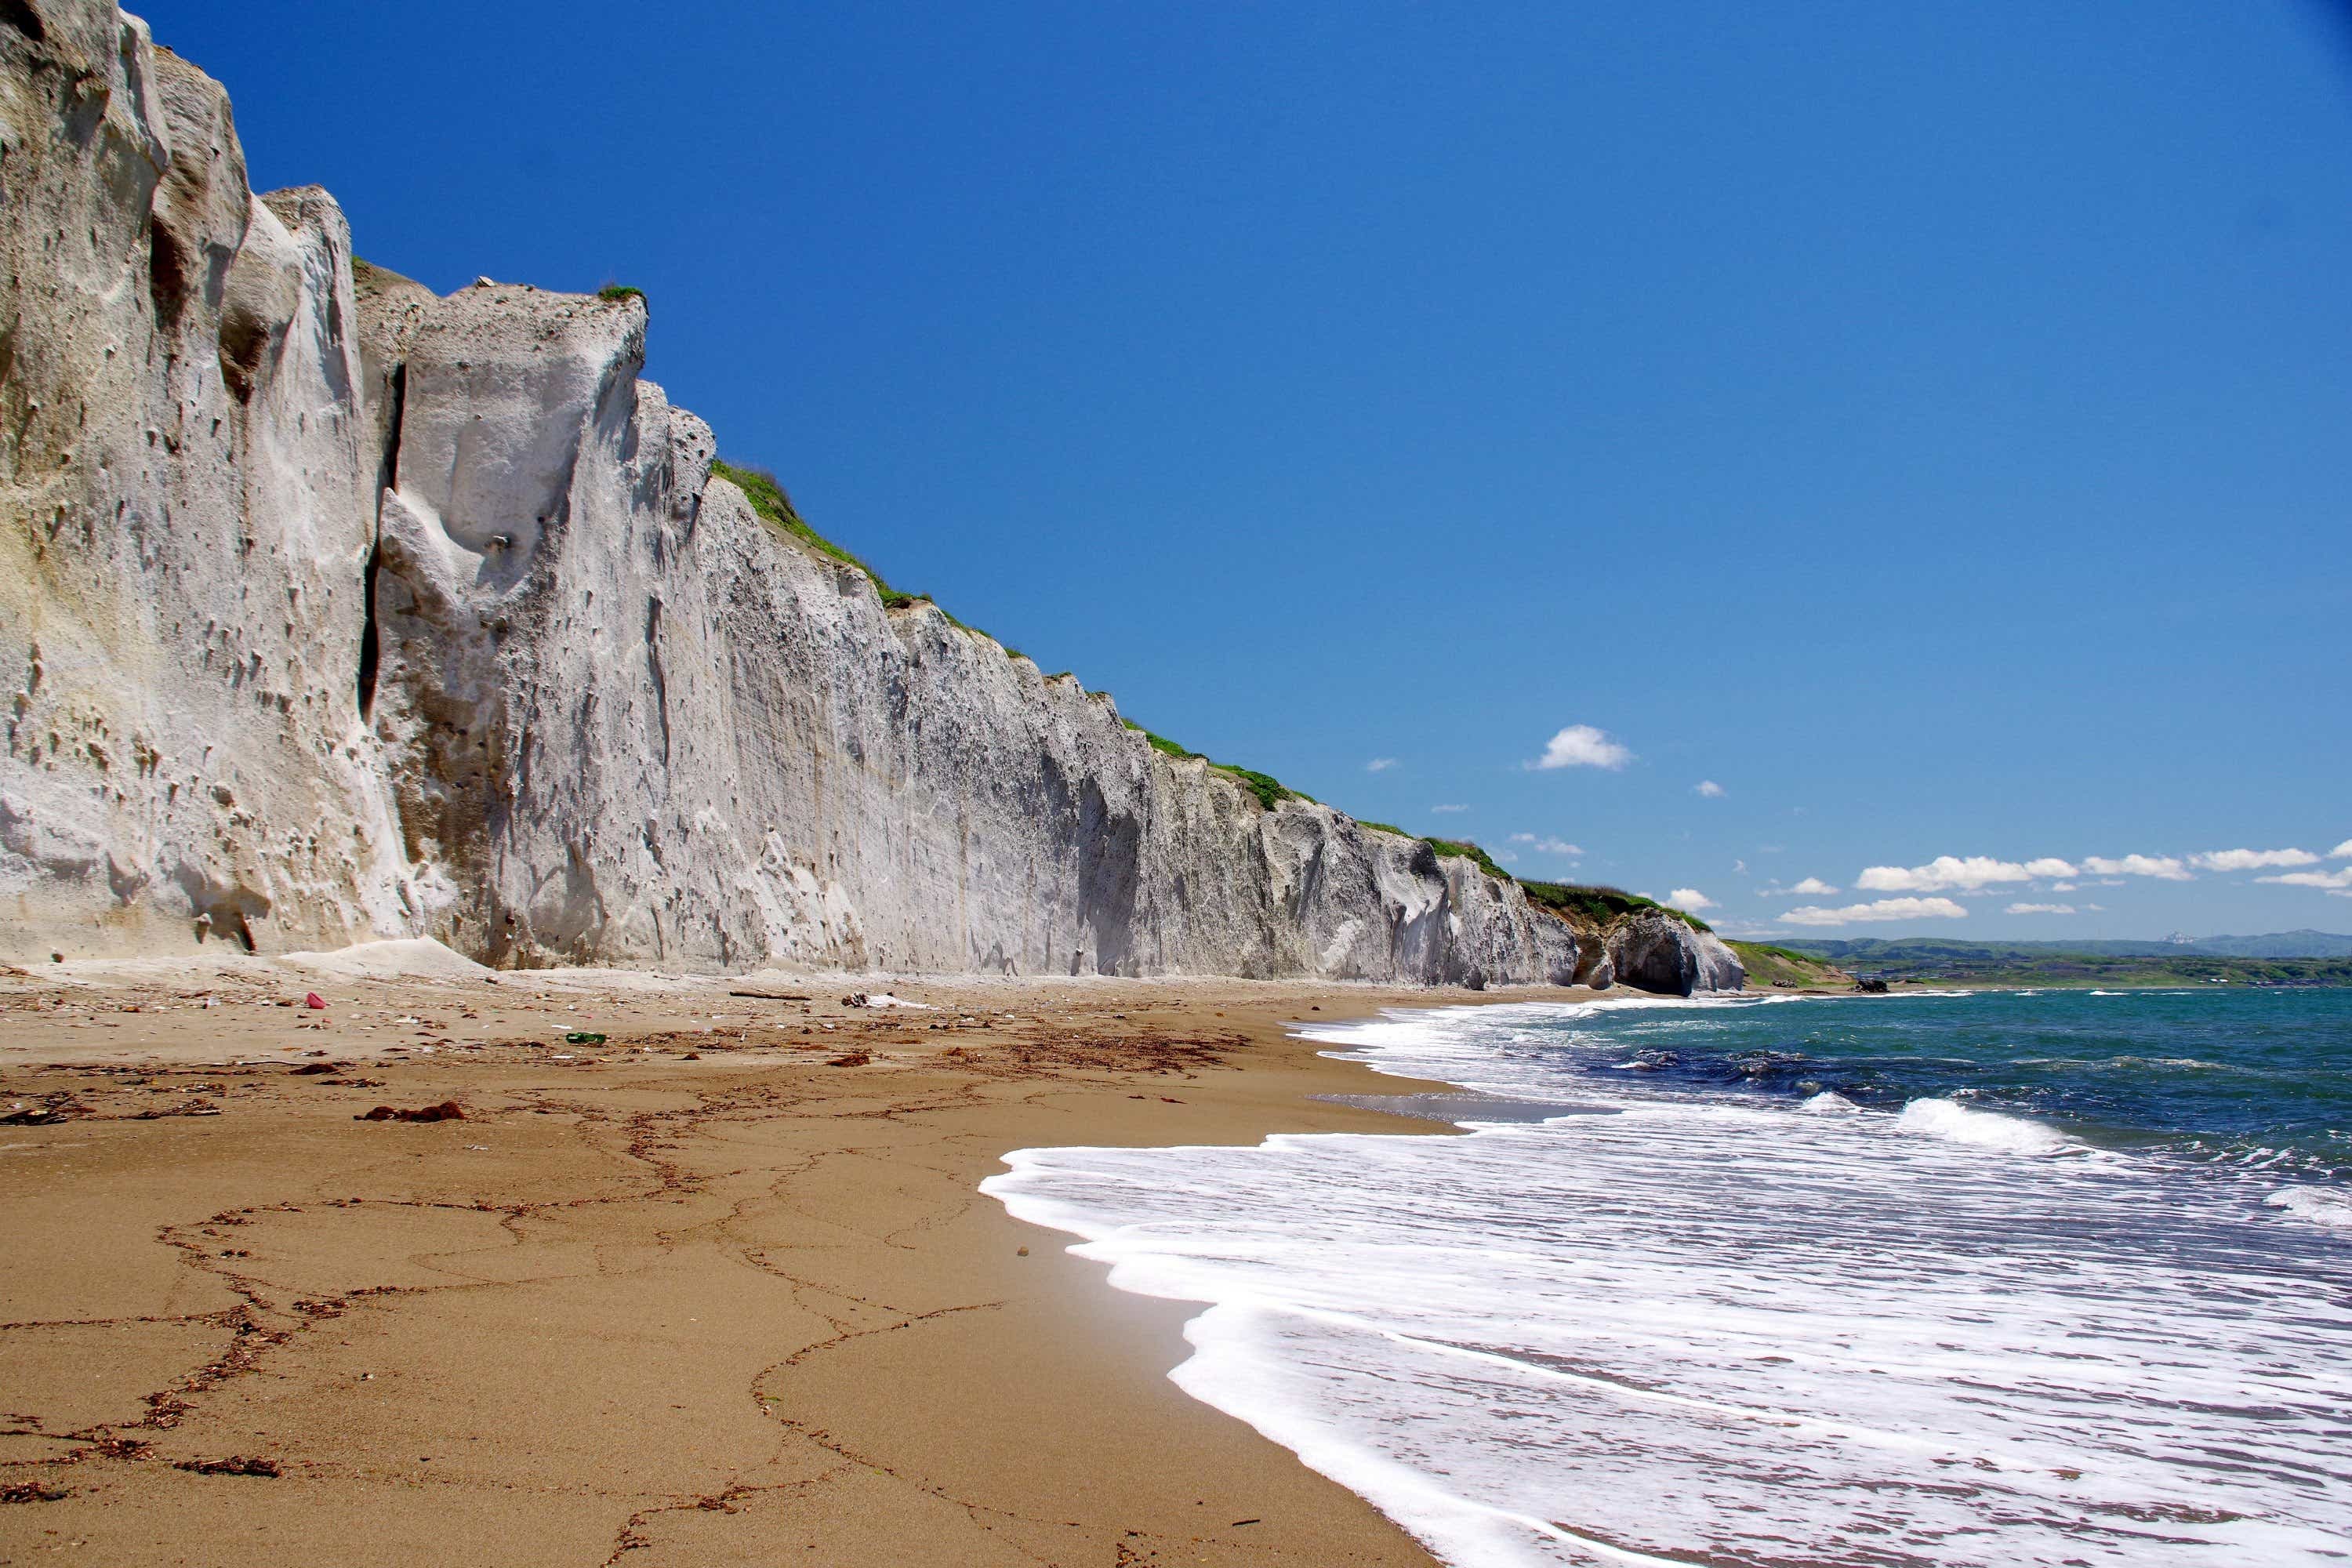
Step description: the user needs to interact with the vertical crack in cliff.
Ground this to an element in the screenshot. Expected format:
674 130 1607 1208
357 365 403 722
645 596 670 766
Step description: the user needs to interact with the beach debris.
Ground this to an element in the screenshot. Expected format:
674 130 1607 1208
564 1030 606 1044
840 992 932 1010
172 1456 280 1478
0 1481 69 1504
825 1051 870 1067
289 1063 341 1076
131 1099 221 1120
355 1100 464 1123
2 1095 90 1125
303 992 326 1009
729 989 811 1001
1016 1246 1029 1257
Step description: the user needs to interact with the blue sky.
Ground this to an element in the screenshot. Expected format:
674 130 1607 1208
143 0 2352 939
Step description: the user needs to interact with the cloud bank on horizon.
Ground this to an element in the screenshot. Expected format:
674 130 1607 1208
1780 896 1969 927
1763 842 2351 925
1508 728 2348 930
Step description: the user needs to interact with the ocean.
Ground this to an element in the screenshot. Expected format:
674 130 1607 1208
982 988 2352 1566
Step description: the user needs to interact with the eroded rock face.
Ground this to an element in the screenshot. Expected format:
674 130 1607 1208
1605 911 1748 996
361 278 1581 980
2 9 408 955
1 5 1603 984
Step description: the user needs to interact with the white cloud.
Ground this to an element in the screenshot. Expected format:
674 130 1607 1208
1856 855 2038 893
2332 840 2352 859
1429 804 1470 815
1508 833 1584 856
2024 858 2078 878
1780 897 1969 927
1530 724 1634 771
2189 848 2317 873
1366 757 1398 773
1787 876 1838 895
1668 887 1717 910
1694 780 1725 798
1711 917 1789 938
2259 867 2352 891
2005 902 2077 916
1733 858 1748 874
2081 854 2192 881
2048 881 2078 892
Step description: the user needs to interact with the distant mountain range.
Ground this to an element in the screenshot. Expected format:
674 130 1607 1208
1789 931 2352 962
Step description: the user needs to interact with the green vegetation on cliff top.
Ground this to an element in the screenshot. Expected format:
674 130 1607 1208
1118 721 1314 811
1519 877 1713 934
1424 837 1511 881
712 459 916 606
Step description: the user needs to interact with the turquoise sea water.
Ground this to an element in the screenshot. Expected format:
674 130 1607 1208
986 988 2352 1566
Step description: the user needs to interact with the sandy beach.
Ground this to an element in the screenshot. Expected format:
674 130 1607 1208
0 949 1599 1565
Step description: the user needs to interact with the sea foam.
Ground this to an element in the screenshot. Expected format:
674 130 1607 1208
2268 1185 2352 1230
1896 1095 2079 1156
986 996 2352 1566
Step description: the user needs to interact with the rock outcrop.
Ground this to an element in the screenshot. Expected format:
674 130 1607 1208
1603 912 1747 997
0 5 1730 993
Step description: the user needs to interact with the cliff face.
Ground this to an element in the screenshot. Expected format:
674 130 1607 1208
1 4 1737 993
2 10 408 954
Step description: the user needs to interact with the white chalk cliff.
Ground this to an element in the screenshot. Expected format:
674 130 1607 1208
1 3 1742 993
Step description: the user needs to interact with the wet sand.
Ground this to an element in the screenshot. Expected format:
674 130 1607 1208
0 953 1600 1565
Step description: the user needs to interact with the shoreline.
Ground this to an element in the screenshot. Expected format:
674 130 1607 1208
0 955 1621 1566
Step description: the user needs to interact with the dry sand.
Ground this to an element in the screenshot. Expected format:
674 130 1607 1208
0 949 1603 1565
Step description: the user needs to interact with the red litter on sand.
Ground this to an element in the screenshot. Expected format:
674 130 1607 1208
303 993 326 1010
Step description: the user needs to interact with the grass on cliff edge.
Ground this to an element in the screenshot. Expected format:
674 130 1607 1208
1361 833 1717 933
710 459 931 612
1118 720 1316 811
713 457 1014 638
1518 877 1714 934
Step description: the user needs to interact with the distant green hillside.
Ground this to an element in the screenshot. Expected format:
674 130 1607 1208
1778 938 2351 988
1795 932 2352 962
2190 930 2352 959
1728 941 1850 989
